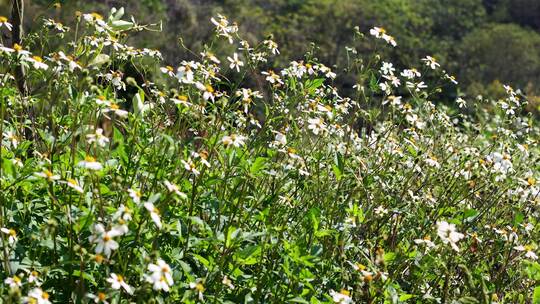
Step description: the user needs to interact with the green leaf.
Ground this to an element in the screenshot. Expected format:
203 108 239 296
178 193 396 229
250 157 267 175
147 193 161 204
236 245 261 265
306 78 325 94
192 254 211 268
307 208 320 231
110 20 133 31
289 297 309 303
72 270 97 286
513 211 524 226
525 261 540 280
332 152 344 180
533 287 540 304
399 294 414 301
458 296 479 303
369 72 379 92
463 209 479 222
384 252 396 264
332 165 342 181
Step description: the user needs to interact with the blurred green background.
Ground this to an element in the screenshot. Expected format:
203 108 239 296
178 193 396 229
1 0 540 106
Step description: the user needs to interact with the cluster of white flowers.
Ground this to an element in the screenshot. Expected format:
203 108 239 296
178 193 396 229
369 27 397 47
485 152 513 180
210 14 238 44
145 259 174 291
1 8 538 303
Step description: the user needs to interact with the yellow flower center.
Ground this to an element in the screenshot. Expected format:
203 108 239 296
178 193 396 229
0 16 8 23
166 66 174 72
110 104 120 110
98 292 107 301
42 292 50 299
85 156 96 162
94 254 104 263
32 56 43 63
205 84 214 93
91 12 103 20
195 283 205 292
116 275 124 282
13 44 23 52
527 177 536 186
340 289 350 296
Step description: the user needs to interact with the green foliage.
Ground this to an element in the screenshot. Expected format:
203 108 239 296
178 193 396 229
459 23 540 93
0 5 539 304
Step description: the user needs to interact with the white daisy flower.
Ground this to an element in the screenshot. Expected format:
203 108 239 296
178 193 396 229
35 169 61 182
4 276 22 289
66 178 84 193
329 289 354 304
227 53 244 72
25 288 51 304
89 224 124 258
78 156 103 170
222 134 247 148
164 180 187 199
182 158 201 176
144 202 162 229
0 16 13 31
106 273 133 295
421 56 440 70
437 221 464 252
86 128 109 147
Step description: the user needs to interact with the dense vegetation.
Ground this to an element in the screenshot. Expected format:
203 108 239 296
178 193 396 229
2 0 540 106
0 2 539 304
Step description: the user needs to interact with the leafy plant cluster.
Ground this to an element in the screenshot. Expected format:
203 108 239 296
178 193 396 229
8 0 540 103
0 7 539 304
